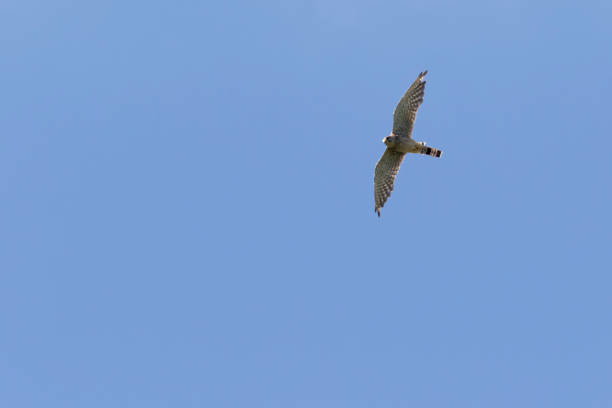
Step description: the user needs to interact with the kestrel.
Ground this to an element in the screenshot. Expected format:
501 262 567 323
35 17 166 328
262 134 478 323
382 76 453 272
374 70 442 217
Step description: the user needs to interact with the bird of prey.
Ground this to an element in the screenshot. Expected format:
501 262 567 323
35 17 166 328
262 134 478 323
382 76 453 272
374 70 442 217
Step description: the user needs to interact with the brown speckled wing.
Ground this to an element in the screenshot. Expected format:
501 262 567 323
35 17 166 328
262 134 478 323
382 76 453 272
392 71 427 137
374 148 406 216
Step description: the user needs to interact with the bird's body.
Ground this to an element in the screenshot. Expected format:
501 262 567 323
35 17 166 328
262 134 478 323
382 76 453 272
382 135 423 153
374 70 442 216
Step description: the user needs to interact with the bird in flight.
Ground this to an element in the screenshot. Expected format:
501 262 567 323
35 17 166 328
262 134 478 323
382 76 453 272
374 70 442 217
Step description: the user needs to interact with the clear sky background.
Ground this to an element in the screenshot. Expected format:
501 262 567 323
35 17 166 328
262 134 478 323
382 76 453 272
2 1 612 407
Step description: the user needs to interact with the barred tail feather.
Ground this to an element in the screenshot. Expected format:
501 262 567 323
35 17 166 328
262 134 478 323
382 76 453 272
419 145 442 158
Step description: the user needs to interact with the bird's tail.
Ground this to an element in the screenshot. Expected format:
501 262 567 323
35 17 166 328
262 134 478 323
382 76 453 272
418 145 442 158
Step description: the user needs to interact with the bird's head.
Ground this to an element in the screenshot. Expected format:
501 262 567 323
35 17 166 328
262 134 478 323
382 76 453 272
382 135 397 147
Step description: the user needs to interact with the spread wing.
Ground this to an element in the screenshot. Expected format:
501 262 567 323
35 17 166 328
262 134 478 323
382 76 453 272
392 70 427 137
374 148 406 216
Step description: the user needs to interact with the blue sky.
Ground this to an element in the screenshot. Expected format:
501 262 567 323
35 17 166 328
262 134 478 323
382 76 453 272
2 1 612 407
